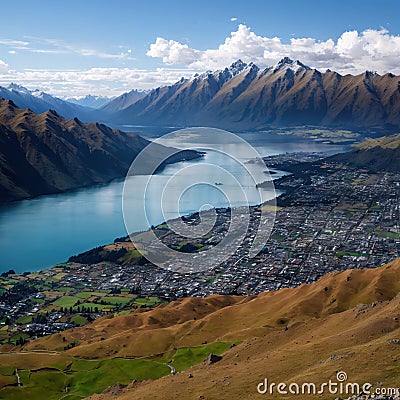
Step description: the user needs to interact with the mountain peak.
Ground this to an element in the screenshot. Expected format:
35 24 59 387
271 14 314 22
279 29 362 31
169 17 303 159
7 83 32 94
228 59 248 75
43 108 61 118
278 56 294 66
365 70 378 78
274 57 310 73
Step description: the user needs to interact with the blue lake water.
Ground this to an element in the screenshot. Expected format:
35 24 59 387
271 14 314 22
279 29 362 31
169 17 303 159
0 131 349 273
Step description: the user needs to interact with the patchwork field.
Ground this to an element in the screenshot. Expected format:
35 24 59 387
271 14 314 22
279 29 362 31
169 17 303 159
1 260 400 399
0 342 232 399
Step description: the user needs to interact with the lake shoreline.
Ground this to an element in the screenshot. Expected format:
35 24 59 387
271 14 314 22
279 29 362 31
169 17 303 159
0 149 204 205
0 134 349 273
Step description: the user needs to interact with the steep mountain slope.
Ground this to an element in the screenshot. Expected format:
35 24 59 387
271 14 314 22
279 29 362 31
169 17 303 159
0 99 200 202
113 58 400 130
0 84 95 121
8 259 400 400
115 60 251 126
91 291 400 400
328 133 400 172
100 89 148 114
24 259 400 357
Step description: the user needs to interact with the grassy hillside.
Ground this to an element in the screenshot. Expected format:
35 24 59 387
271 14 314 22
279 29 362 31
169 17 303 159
1 260 399 399
329 132 400 172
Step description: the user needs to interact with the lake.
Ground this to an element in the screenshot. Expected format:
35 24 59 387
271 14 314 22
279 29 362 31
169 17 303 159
0 130 349 273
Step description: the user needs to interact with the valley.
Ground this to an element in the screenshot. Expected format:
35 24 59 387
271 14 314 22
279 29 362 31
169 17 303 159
1 151 400 349
0 99 202 202
1 132 400 399
2 3 400 399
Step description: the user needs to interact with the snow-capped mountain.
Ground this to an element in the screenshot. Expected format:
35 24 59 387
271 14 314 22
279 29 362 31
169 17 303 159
7 83 32 95
0 84 96 121
271 57 310 73
100 89 149 113
4 57 400 130
63 94 114 109
109 58 400 129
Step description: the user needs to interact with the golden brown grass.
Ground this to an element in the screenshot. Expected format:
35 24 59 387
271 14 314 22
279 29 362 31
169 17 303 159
3 260 400 399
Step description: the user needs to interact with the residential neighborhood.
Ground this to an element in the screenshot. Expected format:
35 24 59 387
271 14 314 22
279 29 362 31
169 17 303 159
1 154 399 343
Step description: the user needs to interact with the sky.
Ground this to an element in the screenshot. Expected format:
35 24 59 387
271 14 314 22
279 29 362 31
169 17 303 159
0 0 400 97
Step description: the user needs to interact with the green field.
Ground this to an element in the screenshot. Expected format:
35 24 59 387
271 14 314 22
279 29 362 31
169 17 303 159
75 291 94 299
72 302 114 311
31 298 45 304
114 310 132 316
9 333 29 345
0 340 235 399
99 296 133 305
134 297 161 307
15 315 33 324
271 234 285 242
171 342 233 372
0 358 170 400
375 231 400 239
52 296 80 308
69 315 88 326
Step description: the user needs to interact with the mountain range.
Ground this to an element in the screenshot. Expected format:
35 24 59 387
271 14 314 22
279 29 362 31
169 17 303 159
0 83 99 122
0 84 149 125
0 99 200 202
3 58 400 131
62 94 115 109
100 89 148 114
107 58 400 130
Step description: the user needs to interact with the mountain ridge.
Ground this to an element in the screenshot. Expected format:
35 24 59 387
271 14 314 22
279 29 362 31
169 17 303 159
328 132 400 172
0 83 96 121
4 59 400 132
100 89 149 114
62 94 115 109
0 98 201 202
107 58 400 130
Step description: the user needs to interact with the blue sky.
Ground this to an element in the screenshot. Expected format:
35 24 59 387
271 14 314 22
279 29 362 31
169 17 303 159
0 0 399 96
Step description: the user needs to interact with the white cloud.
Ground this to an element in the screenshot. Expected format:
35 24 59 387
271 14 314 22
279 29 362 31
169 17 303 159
34 37 135 60
0 39 29 47
0 36 134 60
147 37 200 64
147 24 400 75
0 67 199 96
0 59 9 73
2 26 400 97
230 17 238 22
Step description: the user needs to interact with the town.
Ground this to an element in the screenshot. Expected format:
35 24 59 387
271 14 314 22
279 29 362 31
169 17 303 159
1 153 399 344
